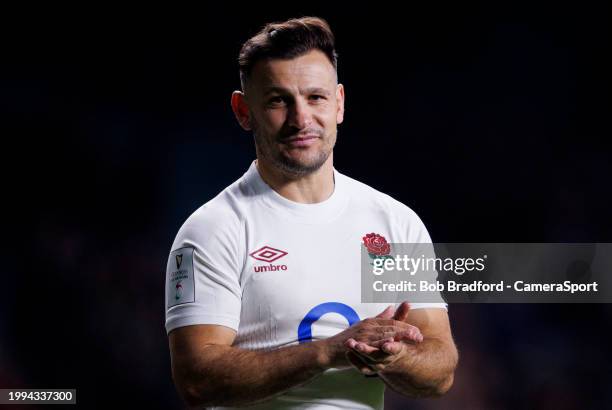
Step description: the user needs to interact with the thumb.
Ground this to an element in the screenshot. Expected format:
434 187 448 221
375 305 396 319
393 302 411 322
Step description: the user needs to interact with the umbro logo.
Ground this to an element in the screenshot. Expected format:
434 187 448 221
249 246 288 262
250 246 288 272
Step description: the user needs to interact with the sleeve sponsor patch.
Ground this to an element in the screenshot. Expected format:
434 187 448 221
166 247 196 309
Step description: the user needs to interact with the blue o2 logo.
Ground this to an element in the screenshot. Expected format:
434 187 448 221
298 302 360 343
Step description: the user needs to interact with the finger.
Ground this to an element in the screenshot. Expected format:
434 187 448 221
393 328 422 343
373 324 420 335
345 351 377 376
354 342 380 356
393 302 411 322
381 340 406 355
352 344 392 367
394 328 424 343
370 322 423 341
370 319 417 329
368 337 396 348
351 346 379 364
375 305 396 319
344 338 359 349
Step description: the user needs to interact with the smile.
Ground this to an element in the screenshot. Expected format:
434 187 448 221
283 135 320 147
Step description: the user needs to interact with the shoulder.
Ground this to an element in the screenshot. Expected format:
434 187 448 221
340 171 423 220
171 179 248 252
339 171 432 242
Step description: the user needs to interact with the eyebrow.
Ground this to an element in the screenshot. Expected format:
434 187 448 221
263 86 332 96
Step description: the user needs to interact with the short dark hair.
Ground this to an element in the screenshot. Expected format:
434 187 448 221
238 16 338 90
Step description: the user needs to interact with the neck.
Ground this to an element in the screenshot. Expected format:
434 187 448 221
255 155 335 204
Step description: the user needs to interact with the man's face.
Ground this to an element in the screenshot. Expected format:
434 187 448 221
242 49 345 176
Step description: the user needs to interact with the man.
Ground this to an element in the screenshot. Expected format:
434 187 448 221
165 17 457 409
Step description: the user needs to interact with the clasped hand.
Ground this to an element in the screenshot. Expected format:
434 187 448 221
343 302 422 376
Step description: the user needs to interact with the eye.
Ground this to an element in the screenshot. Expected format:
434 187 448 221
268 96 286 105
309 94 326 101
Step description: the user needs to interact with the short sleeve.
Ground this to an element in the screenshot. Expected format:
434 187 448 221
165 206 244 334
398 204 448 311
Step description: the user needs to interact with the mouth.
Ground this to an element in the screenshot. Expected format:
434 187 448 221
282 134 320 148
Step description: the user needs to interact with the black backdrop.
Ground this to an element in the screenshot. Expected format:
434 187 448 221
2 2 611 409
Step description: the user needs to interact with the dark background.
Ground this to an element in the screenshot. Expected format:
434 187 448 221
2 2 611 409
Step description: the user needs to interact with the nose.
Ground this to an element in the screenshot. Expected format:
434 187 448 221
287 97 313 130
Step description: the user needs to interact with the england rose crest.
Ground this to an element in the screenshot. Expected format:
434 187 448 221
363 233 392 260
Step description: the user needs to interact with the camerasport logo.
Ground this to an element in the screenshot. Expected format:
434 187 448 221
363 233 393 261
250 246 288 272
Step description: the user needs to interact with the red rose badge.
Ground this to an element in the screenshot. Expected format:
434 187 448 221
363 233 391 258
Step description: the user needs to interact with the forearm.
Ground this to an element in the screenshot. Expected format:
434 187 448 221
379 337 458 398
174 340 332 408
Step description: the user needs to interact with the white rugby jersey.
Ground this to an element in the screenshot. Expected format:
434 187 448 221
165 161 447 410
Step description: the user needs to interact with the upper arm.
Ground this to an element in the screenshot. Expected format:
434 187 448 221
165 207 243 334
165 207 244 405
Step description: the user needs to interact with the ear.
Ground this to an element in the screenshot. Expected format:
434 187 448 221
231 91 252 131
336 83 345 125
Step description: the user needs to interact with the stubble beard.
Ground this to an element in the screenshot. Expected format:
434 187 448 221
252 122 335 178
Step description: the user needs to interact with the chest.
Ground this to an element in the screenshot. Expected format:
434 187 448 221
236 212 399 345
